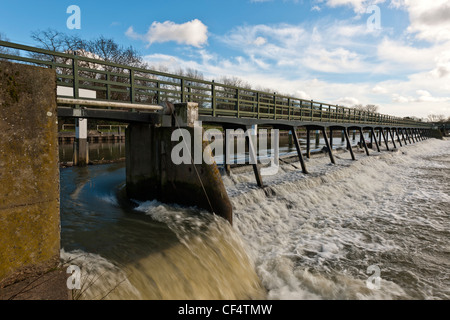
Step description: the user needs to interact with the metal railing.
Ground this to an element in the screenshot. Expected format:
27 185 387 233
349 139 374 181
0 40 431 128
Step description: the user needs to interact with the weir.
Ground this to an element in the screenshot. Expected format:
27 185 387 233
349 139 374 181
0 41 439 286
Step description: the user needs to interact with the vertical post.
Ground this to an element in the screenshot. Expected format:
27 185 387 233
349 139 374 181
315 130 320 148
130 69 135 103
322 128 336 164
371 128 381 152
72 54 88 166
344 128 356 161
180 78 186 103
299 100 303 121
72 54 79 101
74 118 88 166
236 88 240 118
379 128 382 146
211 80 216 117
223 126 231 176
359 128 370 156
273 93 277 120
288 98 291 121
156 82 161 105
257 92 260 119
306 129 311 159
329 128 333 150
106 73 111 102
291 127 308 174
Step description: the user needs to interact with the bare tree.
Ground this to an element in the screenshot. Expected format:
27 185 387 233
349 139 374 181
427 114 446 123
354 104 379 113
0 33 20 56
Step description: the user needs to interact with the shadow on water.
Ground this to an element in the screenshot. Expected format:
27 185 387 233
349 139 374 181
60 162 265 300
60 163 183 264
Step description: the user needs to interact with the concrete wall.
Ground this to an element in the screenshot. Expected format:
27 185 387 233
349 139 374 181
126 104 233 223
0 61 60 285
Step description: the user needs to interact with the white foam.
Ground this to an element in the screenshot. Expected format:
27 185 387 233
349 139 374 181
228 139 450 299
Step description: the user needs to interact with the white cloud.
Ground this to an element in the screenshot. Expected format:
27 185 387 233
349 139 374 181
392 0 450 42
336 96 360 106
134 6 450 119
126 19 208 48
375 38 444 73
221 22 376 74
323 0 386 13
253 37 267 46
372 85 388 94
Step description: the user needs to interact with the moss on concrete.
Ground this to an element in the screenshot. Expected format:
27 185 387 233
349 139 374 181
0 61 60 284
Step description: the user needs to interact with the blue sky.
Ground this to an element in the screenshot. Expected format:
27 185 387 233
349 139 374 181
1 0 449 119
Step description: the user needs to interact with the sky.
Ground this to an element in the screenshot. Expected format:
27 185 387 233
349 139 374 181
1 0 449 119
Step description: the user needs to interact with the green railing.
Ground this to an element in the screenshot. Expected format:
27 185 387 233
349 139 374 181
0 40 430 128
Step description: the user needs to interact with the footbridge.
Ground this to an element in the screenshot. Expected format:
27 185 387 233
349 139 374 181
0 40 434 225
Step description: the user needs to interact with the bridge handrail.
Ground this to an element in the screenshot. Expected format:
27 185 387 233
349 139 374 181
0 40 431 128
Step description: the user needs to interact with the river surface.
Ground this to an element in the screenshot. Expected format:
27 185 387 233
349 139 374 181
59 136 449 300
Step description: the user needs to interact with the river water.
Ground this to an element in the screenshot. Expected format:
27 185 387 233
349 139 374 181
59 137 449 300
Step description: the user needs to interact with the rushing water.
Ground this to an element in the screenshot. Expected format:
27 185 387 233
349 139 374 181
59 137 449 300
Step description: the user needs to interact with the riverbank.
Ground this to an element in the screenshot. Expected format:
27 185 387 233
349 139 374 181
0 267 70 300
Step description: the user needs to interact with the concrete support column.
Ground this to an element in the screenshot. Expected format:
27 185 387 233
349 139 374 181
0 61 60 285
126 102 233 224
73 118 88 166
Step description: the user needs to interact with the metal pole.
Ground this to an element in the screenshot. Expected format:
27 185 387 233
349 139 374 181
344 128 356 161
371 128 381 152
360 128 370 156
322 128 336 164
291 127 308 174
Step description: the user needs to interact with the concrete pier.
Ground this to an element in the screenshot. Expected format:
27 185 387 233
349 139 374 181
126 102 233 224
0 61 60 285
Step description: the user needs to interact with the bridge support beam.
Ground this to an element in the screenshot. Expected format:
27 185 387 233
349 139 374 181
401 128 407 145
395 128 402 147
125 102 233 224
344 128 356 160
371 128 381 152
381 128 390 151
389 128 397 149
291 127 309 174
246 125 264 188
359 128 370 156
322 128 336 164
